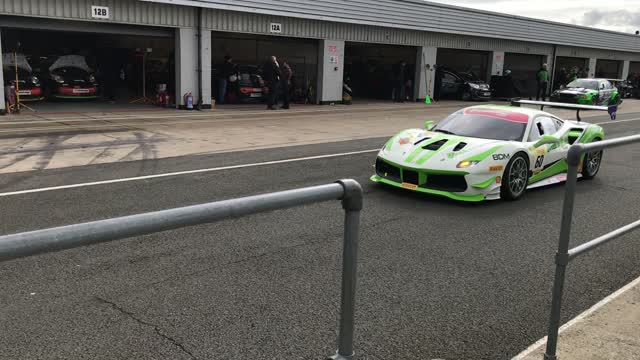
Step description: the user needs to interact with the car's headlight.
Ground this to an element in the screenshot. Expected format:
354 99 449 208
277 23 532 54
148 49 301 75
469 83 480 89
457 160 479 168
30 76 39 84
88 75 96 83
51 74 64 83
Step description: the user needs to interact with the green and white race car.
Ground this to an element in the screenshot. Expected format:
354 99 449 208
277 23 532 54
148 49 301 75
550 78 621 105
371 103 611 201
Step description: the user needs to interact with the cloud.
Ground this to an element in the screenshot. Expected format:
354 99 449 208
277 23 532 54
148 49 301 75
577 9 640 33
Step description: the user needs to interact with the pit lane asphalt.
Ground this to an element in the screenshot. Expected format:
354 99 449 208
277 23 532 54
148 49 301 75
0 114 638 359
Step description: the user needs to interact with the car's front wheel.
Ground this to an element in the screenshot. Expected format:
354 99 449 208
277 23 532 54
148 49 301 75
462 89 471 101
501 153 529 200
581 141 603 180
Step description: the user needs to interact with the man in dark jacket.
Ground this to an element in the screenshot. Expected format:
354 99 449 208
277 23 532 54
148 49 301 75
280 60 292 109
263 56 281 110
218 55 233 104
394 61 407 102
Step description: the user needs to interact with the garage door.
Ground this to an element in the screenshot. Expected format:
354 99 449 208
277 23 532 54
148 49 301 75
212 32 317 104
504 53 544 97
436 49 489 81
596 59 621 79
345 42 417 100
628 61 640 78
553 56 588 88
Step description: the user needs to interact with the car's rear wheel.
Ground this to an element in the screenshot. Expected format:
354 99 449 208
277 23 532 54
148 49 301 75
501 153 529 201
581 140 603 180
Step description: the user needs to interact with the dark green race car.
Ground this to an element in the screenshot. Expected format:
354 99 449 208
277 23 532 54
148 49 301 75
551 78 621 106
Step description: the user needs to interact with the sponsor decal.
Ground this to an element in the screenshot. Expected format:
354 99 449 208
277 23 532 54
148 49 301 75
496 176 502 184
492 154 510 161
399 137 411 145
489 165 504 171
401 182 418 190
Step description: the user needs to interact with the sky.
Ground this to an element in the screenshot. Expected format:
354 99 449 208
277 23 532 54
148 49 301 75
426 0 640 34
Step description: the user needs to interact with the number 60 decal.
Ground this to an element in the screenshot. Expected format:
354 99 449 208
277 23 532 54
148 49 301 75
534 155 545 168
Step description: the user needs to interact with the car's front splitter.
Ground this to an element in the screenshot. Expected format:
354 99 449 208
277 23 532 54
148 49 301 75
370 175 486 202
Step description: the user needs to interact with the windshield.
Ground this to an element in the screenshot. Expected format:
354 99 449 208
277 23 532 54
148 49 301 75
459 72 479 81
432 108 528 141
566 79 598 90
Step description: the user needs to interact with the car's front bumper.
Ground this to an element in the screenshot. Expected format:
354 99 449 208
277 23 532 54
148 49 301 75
372 157 502 202
470 88 492 100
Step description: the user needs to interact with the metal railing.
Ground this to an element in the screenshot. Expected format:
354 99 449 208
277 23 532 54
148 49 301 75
543 134 640 360
0 179 363 360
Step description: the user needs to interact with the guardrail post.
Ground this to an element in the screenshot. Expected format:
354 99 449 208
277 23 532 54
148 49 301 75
329 180 363 360
543 145 583 360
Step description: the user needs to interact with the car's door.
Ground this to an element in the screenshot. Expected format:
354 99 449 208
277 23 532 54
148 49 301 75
598 80 613 104
527 115 569 175
440 71 460 97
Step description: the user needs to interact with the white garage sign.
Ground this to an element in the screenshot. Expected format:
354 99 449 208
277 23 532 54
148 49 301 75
91 6 110 19
270 23 282 33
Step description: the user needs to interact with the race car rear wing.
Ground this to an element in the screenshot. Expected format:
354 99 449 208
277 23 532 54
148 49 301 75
510 99 618 122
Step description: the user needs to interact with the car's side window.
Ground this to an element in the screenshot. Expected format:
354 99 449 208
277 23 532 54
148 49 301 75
532 116 558 140
528 121 542 142
443 72 456 82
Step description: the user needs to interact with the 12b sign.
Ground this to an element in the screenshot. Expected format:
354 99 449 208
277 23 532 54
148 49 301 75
91 6 110 19
270 23 282 33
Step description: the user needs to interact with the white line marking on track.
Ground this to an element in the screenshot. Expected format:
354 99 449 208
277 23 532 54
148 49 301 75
596 117 640 125
511 274 640 359
0 149 379 197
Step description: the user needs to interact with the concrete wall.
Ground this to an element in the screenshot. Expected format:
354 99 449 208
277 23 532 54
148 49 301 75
490 51 505 76
317 40 344 104
175 28 198 108
415 46 437 101
0 34 4 114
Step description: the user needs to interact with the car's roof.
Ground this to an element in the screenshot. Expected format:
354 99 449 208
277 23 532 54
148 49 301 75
465 104 553 121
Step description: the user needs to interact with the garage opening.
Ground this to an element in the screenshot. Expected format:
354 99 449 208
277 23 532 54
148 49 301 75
434 48 490 100
344 42 418 102
553 56 588 89
1 27 174 113
596 59 622 79
503 53 545 97
211 32 318 105
630 61 640 78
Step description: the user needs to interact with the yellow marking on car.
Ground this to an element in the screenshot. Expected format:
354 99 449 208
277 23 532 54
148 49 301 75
401 182 418 190
489 165 504 171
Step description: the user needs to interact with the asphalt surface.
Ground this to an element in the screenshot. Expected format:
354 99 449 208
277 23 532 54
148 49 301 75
0 113 638 360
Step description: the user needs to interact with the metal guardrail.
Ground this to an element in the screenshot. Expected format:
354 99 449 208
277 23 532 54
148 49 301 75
0 179 363 360
543 134 640 360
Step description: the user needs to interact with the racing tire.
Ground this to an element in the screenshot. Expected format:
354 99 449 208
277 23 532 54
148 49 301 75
581 139 603 180
500 153 529 201
462 89 471 101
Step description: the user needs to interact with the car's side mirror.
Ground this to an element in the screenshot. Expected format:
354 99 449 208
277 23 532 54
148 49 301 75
424 120 435 130
534 135 559 148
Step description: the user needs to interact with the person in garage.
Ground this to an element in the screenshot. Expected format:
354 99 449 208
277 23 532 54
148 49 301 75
556 67 567 90
536 63 549 101
280 60 292 110
263 55 281 110
393 60 407 102
218 55 234 104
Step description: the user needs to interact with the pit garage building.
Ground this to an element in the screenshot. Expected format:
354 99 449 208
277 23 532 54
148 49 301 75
1 0 640 112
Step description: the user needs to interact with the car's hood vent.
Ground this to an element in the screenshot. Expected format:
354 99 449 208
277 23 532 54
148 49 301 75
413 137 431 146
453 142 467 151
423 139 447 151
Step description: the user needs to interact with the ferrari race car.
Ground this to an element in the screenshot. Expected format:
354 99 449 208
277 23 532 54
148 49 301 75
371 102 612 201
550 78 621 106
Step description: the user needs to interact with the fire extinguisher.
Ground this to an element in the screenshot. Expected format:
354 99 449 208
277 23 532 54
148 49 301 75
184 92 194 110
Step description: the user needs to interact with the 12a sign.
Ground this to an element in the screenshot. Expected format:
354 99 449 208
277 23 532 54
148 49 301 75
91 6 110 19
270 23 282 33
